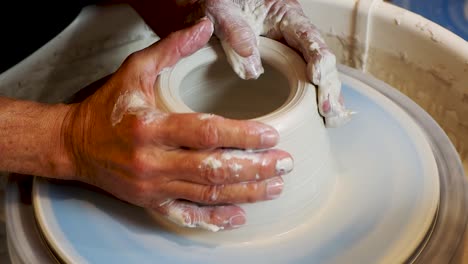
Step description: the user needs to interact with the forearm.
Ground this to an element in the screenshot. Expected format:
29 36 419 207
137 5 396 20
0 96 74 179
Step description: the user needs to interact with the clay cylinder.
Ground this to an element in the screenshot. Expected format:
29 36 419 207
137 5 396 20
154 37 339 244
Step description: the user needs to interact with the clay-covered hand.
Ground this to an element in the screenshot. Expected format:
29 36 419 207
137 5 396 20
176 0 353 127
61 19 293 232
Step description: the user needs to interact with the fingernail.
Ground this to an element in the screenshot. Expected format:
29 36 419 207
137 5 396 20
266 177 284 200
244 60 264 79
322 99 331 114
195 16 214 35
229 214 246 228
261 129 279 146
276 157 294 175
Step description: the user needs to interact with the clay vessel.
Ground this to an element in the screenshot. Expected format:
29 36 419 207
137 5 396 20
154 37 338 244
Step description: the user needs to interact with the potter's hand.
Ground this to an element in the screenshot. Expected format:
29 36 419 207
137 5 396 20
183 0 353 127
62 19 293 231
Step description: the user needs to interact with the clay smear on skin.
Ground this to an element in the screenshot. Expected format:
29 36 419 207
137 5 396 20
200 150 293 175
163 200 222 232
198 113 215 120
229 163 243 177
216 3 267 79
276 157 294 174
111 90 166 126
202 156 223 169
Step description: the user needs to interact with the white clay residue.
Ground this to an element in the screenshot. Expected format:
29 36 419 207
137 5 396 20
366 48 468 173
202 156 222 170
229 163 243 177
158 199 173 207
210 189 219 201
164 201 222 232
314 53 355 127
111 90 165 126
198 113 215 120
309 42 320 51
275 157 294 174
220 40 264 80
200 150 260 175
222 150 260 164
229 163 243 172
238 3 267 36
197 222 223 232
164 203 188 226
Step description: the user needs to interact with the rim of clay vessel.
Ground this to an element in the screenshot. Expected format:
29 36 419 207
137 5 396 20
155 37 318 133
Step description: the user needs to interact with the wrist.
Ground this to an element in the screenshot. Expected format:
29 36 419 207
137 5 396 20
50 103 78 180
0 98 77 179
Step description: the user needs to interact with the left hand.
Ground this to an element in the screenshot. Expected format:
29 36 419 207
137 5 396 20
62 19 292 232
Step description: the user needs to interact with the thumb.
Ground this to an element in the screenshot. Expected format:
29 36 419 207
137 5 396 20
206 4 264 80
123 17 214 87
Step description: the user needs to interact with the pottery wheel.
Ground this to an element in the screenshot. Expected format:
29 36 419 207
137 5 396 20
5 65 466 264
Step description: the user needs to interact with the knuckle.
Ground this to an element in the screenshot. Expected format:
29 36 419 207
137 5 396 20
201 185 222 203
127 117 155 144
129 152 150 178
198 120 220 148
200 158 228 184
233 28 256 47
124 52 143 68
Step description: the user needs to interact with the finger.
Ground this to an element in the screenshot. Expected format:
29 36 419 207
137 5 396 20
165 176 284 205
268 4 329 84
146 17 213 70
273 5 353 127
153 113 280 149
122 17 214 89
156 199 246 231
160 148 293 184
205 2 264 79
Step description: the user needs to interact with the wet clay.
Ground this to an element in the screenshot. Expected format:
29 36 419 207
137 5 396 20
180 61 290 120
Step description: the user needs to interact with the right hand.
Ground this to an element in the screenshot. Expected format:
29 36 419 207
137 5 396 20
61 18 293 231
126 0 353 127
